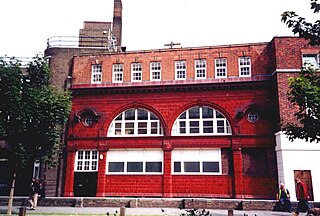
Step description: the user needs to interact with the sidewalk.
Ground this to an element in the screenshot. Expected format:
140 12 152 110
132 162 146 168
0 206 297 216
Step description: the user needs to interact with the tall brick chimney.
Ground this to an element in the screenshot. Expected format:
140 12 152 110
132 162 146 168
113 0 122 47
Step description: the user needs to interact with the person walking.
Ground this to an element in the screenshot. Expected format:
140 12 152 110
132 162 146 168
28 178 41 210
293 178 311 216
276 183 291 212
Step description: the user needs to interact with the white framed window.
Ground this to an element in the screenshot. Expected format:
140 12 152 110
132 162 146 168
108 108 163 136
175 60 186 80
113 64 123 83
75 150 98 172
33 160 40 178
106 149 163 174
171 106 231 136
131 63 142 82
302 54 319 68
91 64 102 84
195 59 206 79
150 62 161 81
172 149 221 175
239 57 251 77
215 58 227 78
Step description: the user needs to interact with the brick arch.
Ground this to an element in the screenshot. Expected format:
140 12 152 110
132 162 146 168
102 102 169 136
167 100 235 135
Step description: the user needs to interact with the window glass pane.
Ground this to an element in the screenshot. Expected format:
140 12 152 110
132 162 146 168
115 123 121 135
174 162 181 172
150 113 157 120
91 161 97 170
109 162 124 172
84 161 90 170
125 123 134 135
184 162 200 172
77 161 82 170
179 112 186 119
203 162 219 172
127 162 143 172
189 107 200 119
138 109 148 120
190 121 199 133
115 113 122 121
85 151 90 159
138 122 147 134
125 109 135 120
78 151 83 159
146 162 162 172
92 151 97 159
203 121 213 133
216 111 224 118
202 107 213 118
151 122 158 134
217 120 225 133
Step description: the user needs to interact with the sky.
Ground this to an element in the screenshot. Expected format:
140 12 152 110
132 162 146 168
0 0 318 57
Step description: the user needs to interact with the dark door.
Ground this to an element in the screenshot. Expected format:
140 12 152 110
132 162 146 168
73 172 97 197
294 170 314 201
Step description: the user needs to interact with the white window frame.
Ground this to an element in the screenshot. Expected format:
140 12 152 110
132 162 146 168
171 106 232 136
172 149 222 175
112 64 123 83
215 58 227 78
150 62 161 81
74 150 98 172
195 59 206 79
175 60 186 80
302 54 319 68
131 63 142 82
91 64 102 84
33 160 40 178
106 149 163 174
239 57 251 77
108 108 163 137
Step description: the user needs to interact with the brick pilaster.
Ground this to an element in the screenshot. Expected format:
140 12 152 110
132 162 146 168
63 151 75 197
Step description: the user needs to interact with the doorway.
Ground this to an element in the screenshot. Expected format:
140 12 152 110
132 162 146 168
73 172 97 197
294 170 314 201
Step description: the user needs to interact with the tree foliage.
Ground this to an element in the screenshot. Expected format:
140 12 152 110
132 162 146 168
285 65 320 143
0 56 72 169
281 0 320 45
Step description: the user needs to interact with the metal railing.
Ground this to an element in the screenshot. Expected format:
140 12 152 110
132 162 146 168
47 36 109 49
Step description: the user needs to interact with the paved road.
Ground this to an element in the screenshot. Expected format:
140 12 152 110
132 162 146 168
0 206 300 216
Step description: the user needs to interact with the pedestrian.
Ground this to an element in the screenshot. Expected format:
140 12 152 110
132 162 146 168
28 178 41 210
293 178 311 216
276 183 291 212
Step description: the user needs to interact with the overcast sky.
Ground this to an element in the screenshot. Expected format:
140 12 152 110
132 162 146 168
0 0 317 57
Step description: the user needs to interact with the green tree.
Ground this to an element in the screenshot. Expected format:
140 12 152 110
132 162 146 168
285 65 320 143
0 56 71 214
281 0 320 45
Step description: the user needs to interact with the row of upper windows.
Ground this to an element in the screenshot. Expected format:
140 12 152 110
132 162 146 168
91 57 252 84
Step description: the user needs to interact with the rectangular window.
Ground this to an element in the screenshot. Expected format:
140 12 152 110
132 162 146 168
150 62 161 81
107 149 163 174
175 60 186 80
113 64 123 83
91 64 102 84
215 58 227 78
131 63 142 82
239 57 251 77
75 150 98 172
302 54 319 68
172 149 221 174
195 59 206 79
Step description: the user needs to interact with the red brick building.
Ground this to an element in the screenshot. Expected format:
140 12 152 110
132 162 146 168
62 40 281 199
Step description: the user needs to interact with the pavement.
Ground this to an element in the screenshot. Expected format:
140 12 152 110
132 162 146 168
0 206 303 216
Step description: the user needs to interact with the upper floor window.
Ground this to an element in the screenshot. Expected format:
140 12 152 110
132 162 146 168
239 57 251 77
91 64 102 84
302 54 319 68
215 58 227 78
195 59 206 79
131 63 142 82
75 150 98 172
172 106 232 136
113 64 123 83
150 62 161 81
175 60 186 80
108 108 163 136
172 149 221 175
107 149 163 174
